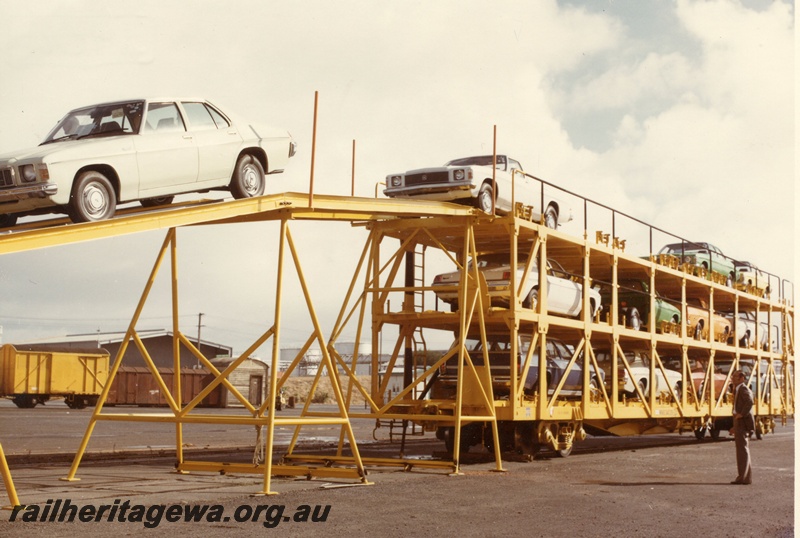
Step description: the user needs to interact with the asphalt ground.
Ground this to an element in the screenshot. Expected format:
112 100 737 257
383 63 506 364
0 399 795 537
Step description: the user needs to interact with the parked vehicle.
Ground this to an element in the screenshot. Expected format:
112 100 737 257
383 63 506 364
662 356 728 400
726 311 771 349
734 260 770 296
432 254 602 319
658 242 735 285
594 349 683 400
685 298 732 341
434 335 604 399
0 98 297 226
384 155 573 227
600 279 681 331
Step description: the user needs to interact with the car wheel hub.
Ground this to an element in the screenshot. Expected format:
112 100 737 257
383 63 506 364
84 184 107 214
243 165 259 194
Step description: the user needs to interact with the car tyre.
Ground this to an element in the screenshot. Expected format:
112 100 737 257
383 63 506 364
230 154 266 199
544 205 558 229
0 213 18 228
69 171 116 223
476 183 494 214
140 196 175 208
523 287 539 311
628 307 641 331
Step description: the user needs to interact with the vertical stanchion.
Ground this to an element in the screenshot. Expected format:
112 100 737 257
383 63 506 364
351 139 356 197
308 91 319 208
0 443 21 509
492 125 497 216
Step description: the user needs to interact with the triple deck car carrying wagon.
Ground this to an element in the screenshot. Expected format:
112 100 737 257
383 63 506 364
0 190 793 491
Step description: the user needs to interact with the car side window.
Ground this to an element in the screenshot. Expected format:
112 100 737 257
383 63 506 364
144 102 185 132
206 104 230 128
182 102 219 130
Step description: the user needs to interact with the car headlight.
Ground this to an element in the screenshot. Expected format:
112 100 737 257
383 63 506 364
453 169 465 181
20 164 37 183
389 175 403 187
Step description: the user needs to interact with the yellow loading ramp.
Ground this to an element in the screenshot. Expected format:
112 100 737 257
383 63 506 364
1 193 488 494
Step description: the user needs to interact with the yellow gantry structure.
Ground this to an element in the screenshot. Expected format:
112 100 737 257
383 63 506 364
0 192 794 493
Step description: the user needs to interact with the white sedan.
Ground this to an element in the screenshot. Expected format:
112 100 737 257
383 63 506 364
384 155 574 228
0 98 296 226
595 349 683 400
432 254 602 319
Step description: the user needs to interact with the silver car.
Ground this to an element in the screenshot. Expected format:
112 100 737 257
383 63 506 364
384 155 573 228
432 254 602 319
0 98 296 226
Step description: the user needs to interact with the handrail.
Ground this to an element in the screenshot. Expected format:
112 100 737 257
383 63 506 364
508 167 792 304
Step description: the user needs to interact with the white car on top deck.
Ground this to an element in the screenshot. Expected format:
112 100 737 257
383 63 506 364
0 98 296 227
384 155 573 228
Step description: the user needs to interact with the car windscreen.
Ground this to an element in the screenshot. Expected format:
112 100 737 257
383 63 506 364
42 101 145 144
446 155 507 170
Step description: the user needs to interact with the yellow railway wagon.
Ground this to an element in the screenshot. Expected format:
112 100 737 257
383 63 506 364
0 344 109 409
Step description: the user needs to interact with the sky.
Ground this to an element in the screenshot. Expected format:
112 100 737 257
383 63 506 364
0 0 795 357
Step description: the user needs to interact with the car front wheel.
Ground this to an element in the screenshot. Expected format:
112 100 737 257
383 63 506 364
230 154 265 199
69 171 116 223
476 183 494 213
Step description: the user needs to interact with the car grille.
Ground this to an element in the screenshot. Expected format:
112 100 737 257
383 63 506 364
0 168 13 187
404 171 450 187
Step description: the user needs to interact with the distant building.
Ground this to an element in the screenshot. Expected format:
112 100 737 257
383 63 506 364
206 357 269 407
22 330 233 369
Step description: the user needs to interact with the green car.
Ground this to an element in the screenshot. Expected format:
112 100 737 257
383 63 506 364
658 242 736 285
603 279 681 332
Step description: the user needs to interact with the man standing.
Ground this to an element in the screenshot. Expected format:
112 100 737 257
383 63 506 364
730 369 754 485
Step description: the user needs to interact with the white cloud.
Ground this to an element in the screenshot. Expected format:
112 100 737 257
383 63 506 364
0 0 793 352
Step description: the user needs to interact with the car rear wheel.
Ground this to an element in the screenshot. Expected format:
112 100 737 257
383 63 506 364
230 154 266 199
69 171 116 223
627 307 641 331
140 196 175 208
0 213 17 228
523 287 539 310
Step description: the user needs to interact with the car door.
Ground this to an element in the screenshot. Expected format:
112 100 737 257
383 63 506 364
505 157 536 214
545 259 582 316
134 101 199 195
179 101 242 185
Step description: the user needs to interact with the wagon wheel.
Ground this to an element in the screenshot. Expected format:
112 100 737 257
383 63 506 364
0 213 18 228
12 395 36 408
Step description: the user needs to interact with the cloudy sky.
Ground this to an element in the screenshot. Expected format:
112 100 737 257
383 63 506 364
0 0 794 356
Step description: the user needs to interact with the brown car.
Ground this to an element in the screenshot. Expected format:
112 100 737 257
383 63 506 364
685 299 732 342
